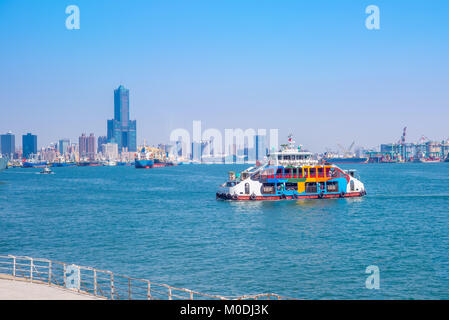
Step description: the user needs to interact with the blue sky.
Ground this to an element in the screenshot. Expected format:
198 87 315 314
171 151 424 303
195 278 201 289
0 0 448 152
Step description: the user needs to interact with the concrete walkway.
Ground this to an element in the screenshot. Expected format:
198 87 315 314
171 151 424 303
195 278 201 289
0 274 102 300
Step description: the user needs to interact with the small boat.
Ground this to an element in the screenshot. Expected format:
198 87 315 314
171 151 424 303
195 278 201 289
217 135 366 201
419 158 441 163
40 167 54 174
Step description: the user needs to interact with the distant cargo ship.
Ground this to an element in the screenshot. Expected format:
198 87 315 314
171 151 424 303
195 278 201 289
135 159 154 169
78 161 101 167
51 162 77 167
135 146 176 169
323 157 368 164
23 161 48 168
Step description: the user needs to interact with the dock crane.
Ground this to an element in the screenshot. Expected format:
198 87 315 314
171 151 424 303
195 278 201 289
337 141 355 157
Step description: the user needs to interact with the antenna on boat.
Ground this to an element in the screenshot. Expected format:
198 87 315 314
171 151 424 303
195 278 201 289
287 134 295 149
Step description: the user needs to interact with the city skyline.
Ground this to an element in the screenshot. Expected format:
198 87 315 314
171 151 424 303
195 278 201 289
1 1 449 152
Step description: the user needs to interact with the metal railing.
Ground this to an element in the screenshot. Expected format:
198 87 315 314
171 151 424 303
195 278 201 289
0 255 293 300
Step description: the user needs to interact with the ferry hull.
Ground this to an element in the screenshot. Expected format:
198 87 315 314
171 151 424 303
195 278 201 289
217 191 366 201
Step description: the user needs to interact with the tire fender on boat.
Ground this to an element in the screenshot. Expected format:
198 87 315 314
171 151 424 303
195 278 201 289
250 194 256 200
339 191 345 198
232 194 238 200
318 192 324 199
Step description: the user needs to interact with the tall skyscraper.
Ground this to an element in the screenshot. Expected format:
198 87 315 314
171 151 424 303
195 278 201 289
107 85 137 152
1 131 15 159
58 139 70 155
79 133 96 160
22 133 37 159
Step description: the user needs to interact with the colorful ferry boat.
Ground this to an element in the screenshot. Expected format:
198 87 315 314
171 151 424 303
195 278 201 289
217 135 366 201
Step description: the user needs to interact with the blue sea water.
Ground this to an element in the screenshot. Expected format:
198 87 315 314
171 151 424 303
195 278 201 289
1 163 449 299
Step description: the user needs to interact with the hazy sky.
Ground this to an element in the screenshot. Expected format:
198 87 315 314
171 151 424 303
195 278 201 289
0 0 448 152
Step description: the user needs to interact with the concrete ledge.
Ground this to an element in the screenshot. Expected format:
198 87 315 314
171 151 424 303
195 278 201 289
0 274 103 300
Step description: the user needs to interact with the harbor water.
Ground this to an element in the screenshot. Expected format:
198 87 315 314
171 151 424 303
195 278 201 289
1 163 449 299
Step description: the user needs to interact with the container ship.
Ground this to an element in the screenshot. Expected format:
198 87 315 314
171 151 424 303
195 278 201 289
135 146 176 168
217 135 366 201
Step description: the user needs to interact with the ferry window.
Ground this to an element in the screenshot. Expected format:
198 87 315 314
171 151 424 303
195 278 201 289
245 183 250 194
261 183 275 194
350 180 355 191
262 168 275 179
326 181 339 193
327 167 337 178
292 168 297 178
305 182 317 193
284 155 291 160
285 168 292 178
309 168 316 178
276 168 283 177
226 182 236 187
298 167 303 178
285 183 297 191
278 155 282 160
317 167 324 178
303 168 309 178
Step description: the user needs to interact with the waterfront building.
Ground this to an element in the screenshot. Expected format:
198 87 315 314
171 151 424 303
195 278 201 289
107 85 137 152
1 131 15 159
97 136 107 153
101 143 119 160
22 133 37 159
79 133 96 160
58 139 70 156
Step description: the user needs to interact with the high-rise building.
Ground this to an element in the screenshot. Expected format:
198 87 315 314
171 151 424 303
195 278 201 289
101 143 119 160
107 85 137 152
255 134 267 161
58 139 70 155
79 133 96 160
191 141 202 162
1 131 15 159
97 136 107 153
22 133 37 159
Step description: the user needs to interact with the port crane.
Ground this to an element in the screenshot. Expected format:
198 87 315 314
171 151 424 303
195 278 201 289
337 141 355 156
